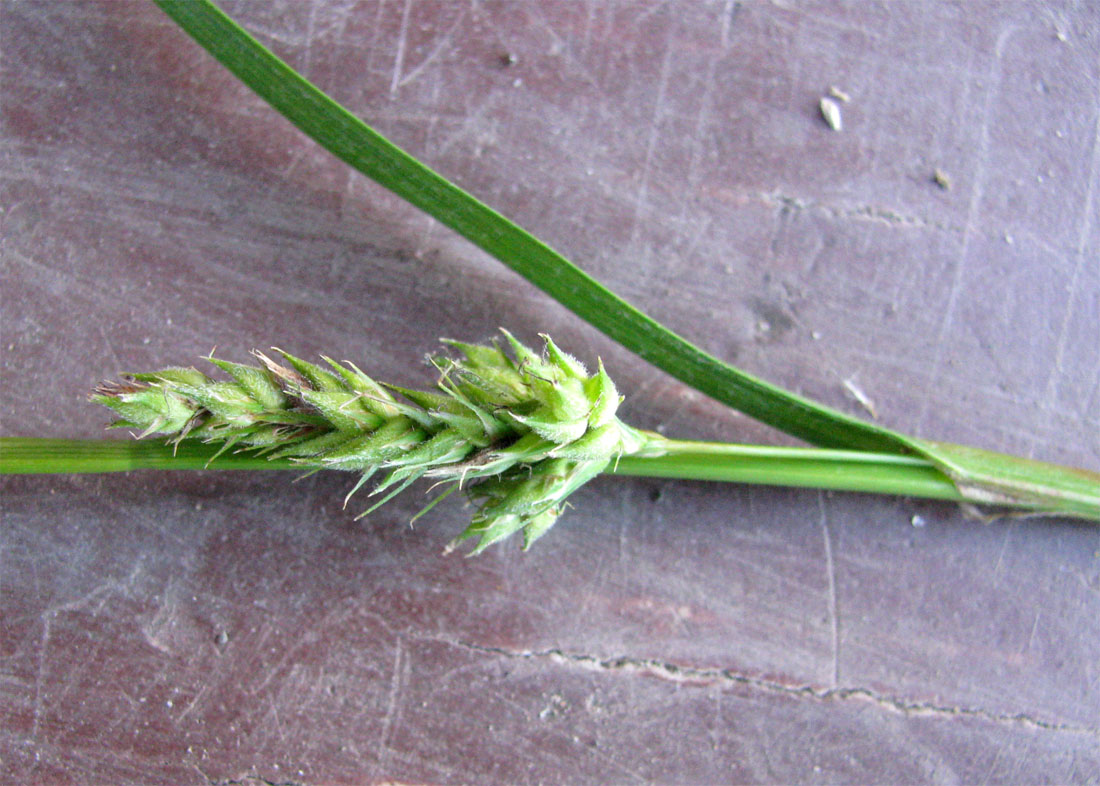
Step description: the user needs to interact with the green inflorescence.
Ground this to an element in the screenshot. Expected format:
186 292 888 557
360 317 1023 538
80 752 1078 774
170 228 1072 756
93 331 648 553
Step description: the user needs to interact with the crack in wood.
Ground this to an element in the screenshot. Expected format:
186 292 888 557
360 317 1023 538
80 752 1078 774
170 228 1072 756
762 191 961 234
202 776 305 786
437 637 1100 738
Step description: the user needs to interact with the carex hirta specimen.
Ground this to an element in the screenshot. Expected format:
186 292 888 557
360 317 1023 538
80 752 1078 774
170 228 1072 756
93 331 648 554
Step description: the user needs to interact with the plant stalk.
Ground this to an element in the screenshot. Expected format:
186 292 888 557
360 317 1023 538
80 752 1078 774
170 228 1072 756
0 437 963 504
615 436 966 503
0 438 296 473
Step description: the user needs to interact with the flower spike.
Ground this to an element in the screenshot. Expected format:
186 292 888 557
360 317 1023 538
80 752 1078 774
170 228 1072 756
94 331 651 553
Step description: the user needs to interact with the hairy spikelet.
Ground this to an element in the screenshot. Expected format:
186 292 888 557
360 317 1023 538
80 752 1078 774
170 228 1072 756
93 331 648 553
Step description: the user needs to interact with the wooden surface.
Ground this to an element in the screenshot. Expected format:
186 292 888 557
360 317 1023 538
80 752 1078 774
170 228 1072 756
3 1 1099 783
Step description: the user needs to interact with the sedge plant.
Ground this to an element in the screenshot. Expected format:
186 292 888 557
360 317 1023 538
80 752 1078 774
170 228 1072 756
73 331 985 553
1 0 1097 550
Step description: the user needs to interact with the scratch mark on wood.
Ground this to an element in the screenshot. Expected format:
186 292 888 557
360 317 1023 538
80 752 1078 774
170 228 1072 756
917 25 1016 432
676 215 715 261
628 25 674 247
98 323 124 375
175 684 208 724
1023 610 1042 656
979 744 1005 786
617 513 628 569
266 693 289 745
720 0 741 48
1044 80 1100 408
30 583 124 742
378 637 405 768
818 493 840 689
675 44 718 231
302 0 318 76
397 9 466 91
389 0 413 98
577 733 649 784
281 147 309 181
723 548 823 595
525 5 600 90
31 614 51 742
992 525 1013 583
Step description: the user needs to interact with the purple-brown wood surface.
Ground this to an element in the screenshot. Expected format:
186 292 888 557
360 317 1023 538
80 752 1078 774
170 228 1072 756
3 1 1099 783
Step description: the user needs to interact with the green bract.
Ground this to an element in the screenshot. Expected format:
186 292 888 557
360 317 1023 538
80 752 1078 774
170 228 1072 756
93 331 648 554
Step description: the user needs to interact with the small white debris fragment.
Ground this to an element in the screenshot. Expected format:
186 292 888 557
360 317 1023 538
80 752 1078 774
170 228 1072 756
819 97 843 131
1004 233 1014 245
911 514 926 528
828 85 851 103
932 169 952 190
811 330 822 341
842 377 877 418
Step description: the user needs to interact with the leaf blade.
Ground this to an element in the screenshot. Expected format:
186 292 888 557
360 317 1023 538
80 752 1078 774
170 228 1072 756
151 0 911 454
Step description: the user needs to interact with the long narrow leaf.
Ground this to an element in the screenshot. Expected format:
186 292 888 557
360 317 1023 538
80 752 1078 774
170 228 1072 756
152 0 909 455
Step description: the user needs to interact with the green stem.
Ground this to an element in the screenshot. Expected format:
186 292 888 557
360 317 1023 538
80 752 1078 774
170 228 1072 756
0 437 962 504
0 438 298 473
7 437 1096 517
614 437 966 503
629 437 1100 518
625 437 1100 518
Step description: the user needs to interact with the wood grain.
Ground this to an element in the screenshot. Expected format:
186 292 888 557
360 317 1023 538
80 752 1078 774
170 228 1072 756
2 1 1098 782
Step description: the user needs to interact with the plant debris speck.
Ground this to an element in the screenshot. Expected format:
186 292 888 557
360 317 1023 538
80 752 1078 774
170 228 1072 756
819 97 843 131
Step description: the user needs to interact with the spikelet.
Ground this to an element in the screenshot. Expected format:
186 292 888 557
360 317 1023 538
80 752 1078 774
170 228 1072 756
93 331 649 553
